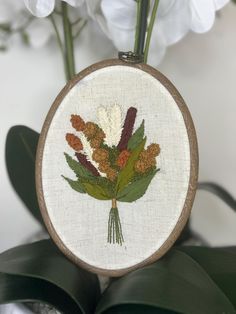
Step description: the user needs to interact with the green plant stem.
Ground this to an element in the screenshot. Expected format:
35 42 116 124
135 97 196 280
134 0 149 56
61 2 76 81
49 15 64 65
144 0 159 63
73 20 87 39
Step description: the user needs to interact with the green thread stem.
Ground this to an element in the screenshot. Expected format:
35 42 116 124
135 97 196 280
107 203 124 245
144 0 159 63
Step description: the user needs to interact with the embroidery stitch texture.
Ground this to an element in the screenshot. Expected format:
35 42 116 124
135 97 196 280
63 105 160 245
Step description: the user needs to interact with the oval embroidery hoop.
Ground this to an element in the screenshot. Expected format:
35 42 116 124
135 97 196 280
36 59 198 277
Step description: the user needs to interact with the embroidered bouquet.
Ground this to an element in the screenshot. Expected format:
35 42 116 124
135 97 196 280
63 105 160 245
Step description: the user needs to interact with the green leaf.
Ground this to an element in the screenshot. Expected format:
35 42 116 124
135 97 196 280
82 181 112 200
5 126 44 226
198 182 236 211
116 137 146 194
64 152 94 179
62 175 85 193
127 120 145 150
117 169 158 202
96 248 236 314
177 246 236 308
0 240 100 313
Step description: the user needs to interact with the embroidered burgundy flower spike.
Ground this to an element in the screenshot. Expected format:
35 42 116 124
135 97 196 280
63 105 160 245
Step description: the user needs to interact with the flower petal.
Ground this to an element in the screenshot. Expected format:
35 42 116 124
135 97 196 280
105 22 135 51
157 0 191 45
148 24 167 66
63 0 84 7
24 0 55 18
213 0 230 10
190 0 215 33
26 18 53 47
101 0 136 30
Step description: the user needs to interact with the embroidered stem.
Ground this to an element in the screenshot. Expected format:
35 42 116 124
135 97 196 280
107 199 124 245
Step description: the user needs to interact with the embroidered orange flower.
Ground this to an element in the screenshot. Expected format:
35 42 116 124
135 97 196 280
134 160 147 173
147 143 160 157
106 167 117 181
117 150 131 168
135 143 159 174
66 133 83 151
83 122 98 139
92 148 109 162
70 114 85 131
98 161 110 173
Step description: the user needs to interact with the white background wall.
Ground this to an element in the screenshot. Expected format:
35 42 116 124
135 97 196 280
0 3 235 253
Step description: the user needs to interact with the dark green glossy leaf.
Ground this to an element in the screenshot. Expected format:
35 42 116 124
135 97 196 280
198 182 236 211
62 175 85 193
96 249 235 314
102 304 176 314
5 126 43 225
177 246 236 308
64 153 94 179
117 169 158 202
127 120 144 151
116 137 146 194
0 240 100 313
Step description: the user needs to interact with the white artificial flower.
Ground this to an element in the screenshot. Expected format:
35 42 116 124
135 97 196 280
24 0 84 18
0 0 53 48
26 18 53 47
97 104 122 147
86 0 230 66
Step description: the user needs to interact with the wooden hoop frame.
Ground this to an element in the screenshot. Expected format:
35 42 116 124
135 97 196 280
36 59 198 277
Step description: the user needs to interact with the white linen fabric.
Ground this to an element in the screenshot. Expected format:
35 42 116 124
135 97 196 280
41 65 191 270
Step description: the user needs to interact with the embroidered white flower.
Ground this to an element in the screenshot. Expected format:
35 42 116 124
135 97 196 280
97 104 122 147
79 132 104 176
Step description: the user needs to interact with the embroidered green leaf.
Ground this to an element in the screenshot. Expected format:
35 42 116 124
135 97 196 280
116 137 146 194
117 169 159 202
64 153 94 179
127 120 145 150
62 176 85 193
82 182 112 200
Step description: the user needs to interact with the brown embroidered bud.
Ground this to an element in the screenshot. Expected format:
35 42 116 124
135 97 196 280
70 114 85 131
92 148 109 162
83 122 98 139
117 150 131 168
75 152 100 177
134 160 147 173
117 107 137 151
96 129 105 140
147 143 160 157
98 161 110 173
66 133 83 152
147 157 157 167
139 150 149 161
106 167 117 181
90 137 102 149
